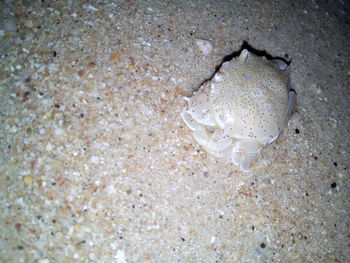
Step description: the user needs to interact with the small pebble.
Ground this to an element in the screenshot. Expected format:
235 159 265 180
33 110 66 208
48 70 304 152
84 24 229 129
15 223 22 231
48 63 57 72
89 253 96 260
90 155 100 164
24 20 33 28
46 143 53 152
195 39 213 56
146 7 153 14
23 175 33 186
3 18 17 31
9 126 17 133
54 128 64 135
116 250 125 263
39 128 46 135
85 4 98 11
110 54 120 62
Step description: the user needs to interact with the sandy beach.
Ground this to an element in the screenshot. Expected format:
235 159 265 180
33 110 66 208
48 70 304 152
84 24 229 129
0 0 349 262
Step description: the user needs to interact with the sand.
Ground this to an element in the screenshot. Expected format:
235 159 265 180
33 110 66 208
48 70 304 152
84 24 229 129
0 0 349 262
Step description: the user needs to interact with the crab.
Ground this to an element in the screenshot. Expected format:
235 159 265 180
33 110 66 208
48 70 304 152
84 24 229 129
181 49 296 172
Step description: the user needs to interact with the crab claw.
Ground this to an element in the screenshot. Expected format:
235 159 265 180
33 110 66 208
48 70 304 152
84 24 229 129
231 151 259 172
181 111 202 131
202 129 232 158
230 140 262 172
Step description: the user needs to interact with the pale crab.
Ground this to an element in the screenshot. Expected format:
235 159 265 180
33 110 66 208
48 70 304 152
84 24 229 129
181 49 296 172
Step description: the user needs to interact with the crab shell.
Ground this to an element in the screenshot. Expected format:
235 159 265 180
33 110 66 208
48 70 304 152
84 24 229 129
181 49 296 171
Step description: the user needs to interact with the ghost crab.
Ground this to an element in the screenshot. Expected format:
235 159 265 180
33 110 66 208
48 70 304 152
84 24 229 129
181 49 296 171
